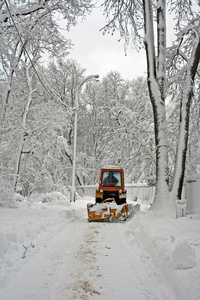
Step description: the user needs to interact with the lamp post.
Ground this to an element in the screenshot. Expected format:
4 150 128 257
71 74 99 202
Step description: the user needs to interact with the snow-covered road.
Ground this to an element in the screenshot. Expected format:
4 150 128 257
1 196 200 300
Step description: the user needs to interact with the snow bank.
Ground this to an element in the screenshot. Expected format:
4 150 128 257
0 233 7 256
172 240 196 269
126 208 200 298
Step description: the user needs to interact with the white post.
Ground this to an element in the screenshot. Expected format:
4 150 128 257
71 75 99 202
71 109 77 202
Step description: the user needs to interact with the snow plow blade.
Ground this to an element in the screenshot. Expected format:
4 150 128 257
87 198 128 222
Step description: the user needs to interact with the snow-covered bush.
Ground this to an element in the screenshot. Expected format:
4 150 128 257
0 179 17 208
38 191 69 204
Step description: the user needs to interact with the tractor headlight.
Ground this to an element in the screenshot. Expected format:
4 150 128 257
119 189 122 194
100 189 103 193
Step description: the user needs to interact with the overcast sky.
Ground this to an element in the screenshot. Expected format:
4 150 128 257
64 8 147 80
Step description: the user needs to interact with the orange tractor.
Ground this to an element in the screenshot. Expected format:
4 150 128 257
87 166 128 222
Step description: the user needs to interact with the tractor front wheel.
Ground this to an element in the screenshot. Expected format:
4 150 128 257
95 198 102 204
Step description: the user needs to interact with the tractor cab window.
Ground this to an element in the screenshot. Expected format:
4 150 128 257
101 171 122 187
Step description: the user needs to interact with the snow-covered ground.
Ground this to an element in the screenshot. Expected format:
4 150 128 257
0 193 200 300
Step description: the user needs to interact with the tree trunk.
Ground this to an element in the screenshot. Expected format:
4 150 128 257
14 64 34 191
147 81 169 210
1 40 26 129
143 0 169 210
171 39 200 200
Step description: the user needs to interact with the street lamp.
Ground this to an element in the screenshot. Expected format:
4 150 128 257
71 74 99 202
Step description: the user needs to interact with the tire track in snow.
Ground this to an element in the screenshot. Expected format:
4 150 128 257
66 223 102 300
92 222 150 300
64 219 177 300
91 222 177 300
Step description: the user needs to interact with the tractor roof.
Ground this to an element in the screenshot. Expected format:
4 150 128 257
101 166 123 170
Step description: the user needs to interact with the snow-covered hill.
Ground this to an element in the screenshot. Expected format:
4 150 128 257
0 193 200 299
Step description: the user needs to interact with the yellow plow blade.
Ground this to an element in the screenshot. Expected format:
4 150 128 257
87 198 128 222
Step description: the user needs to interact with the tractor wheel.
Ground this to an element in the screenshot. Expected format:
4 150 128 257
118 198 126 205
95 198 102 204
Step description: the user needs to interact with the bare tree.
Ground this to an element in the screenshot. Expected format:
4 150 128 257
0 0 93 128
0 0 94 192
167 16 200 200
45 59 86 187
101 0 200 212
